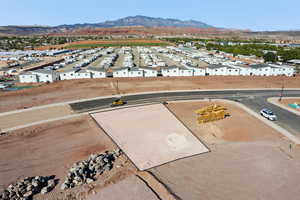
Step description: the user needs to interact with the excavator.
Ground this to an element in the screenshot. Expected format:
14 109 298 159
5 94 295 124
111 80 127 107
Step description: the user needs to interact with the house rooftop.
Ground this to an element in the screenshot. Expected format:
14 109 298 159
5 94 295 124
20 71 34 76
60 68 79 73
288 59 300 64
111 67 129 72
207 64 226 69
32 69 55 75
129 68 144 72
77 69 90 73
139 66 157 71
87 67 106 72
162 66 179 70
249 64 270 69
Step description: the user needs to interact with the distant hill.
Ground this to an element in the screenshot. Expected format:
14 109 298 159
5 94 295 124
0 26 56 35
58 15 214 29
0 16 215 35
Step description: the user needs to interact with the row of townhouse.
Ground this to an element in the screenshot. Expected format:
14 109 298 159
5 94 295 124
19 67 107 83
19 64 295 83
112 67 158 78
59 67 107 80
19 66 158 83
161 64 295 77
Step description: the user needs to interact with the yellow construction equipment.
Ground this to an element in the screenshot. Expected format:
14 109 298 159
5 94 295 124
111 99 127 107
195 104 230 124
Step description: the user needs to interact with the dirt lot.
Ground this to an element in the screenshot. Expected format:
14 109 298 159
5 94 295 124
0 115 136 199
1 76 300 113
148 101 300 200
87 175 160 200
0 105 73 130
166 101 283 144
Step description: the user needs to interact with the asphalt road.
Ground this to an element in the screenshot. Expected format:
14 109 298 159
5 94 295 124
70 89 300 136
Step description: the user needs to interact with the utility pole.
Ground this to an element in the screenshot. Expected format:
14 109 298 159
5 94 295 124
279 79 284 102
115 80 120 96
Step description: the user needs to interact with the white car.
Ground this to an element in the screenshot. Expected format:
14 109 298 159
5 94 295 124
260 108 277 121
0 84 8 89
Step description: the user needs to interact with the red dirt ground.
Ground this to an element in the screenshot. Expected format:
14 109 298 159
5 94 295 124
149 100 300 200
0 115 136 198
166 101 283 144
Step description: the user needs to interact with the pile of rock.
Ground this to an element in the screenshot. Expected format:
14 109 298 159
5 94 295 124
0 176 56 200
61 149 122 190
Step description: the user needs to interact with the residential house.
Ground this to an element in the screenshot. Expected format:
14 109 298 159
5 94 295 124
86 67 107 78
112 68 129 78
128 68 144 77
31 69 59 83
19 72 38 83
139 67 158 77
60 69 79 80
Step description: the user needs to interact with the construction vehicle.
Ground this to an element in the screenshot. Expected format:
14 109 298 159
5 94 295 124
111 99 127 107
195 104 230 124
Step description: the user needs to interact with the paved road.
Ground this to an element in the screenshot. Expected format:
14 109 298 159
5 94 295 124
241 96 300 136
70 89 300 136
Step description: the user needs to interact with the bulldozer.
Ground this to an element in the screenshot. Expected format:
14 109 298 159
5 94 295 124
195 104 230 124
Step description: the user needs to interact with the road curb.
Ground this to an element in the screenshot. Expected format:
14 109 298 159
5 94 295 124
268 97 300 117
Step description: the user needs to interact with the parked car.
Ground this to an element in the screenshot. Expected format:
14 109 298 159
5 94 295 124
260 108 277 121
0 84 7 89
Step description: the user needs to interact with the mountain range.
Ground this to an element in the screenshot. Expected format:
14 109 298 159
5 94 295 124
0 16 215 35
57 15 214 29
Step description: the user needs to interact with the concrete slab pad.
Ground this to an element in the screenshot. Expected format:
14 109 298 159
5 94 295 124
91 104 209 170
87 176 160 200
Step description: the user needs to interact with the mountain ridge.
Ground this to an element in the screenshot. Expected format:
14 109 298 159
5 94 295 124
57 15 214 29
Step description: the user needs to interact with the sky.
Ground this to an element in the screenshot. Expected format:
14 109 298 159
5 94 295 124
0 0 299 31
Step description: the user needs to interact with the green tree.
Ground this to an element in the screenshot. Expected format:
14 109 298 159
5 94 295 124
263 52 278 63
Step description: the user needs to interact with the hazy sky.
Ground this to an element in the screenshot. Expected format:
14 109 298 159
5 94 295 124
1 0 299 31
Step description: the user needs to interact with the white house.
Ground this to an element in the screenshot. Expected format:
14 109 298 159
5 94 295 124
281 66 295 76
161 66 180 77
249 64 272 76
226 67 240 76
161 66 193 77
60 69 79 80
206 65 228 76
287 59 300 65
269 64 295 76
232 66 253 76
179 67 193 76
86 67 107 78
31 69 59 83
139 67 158 77
112 68 129 78
184 65 206 76
19 72 38 83
128 68 144 77
74 69 92 79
